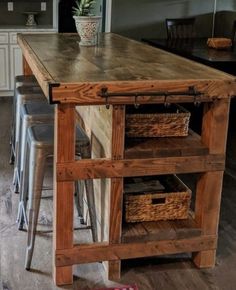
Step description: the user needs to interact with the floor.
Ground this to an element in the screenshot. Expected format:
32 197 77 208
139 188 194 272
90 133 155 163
1 97 236 290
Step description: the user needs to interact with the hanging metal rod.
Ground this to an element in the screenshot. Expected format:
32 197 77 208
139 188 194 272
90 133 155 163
99 86 204 108
99 86 203 98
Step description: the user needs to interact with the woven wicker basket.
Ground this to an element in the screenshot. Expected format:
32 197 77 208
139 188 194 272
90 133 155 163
207 38 232 49
124 175 191 223
125 104 190 138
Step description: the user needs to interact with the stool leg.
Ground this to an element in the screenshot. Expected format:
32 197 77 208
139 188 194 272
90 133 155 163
12 98 22 192
80 144 98 242
75 180 85 224
17 138 30 230
18 116 28 194
12 141 20 193
9 144 15 165
25 146 46 270
9 91 16 164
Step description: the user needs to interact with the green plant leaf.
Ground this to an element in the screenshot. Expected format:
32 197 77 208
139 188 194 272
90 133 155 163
73 0 96 16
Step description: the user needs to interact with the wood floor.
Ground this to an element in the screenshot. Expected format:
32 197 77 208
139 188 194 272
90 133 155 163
1 97 236 290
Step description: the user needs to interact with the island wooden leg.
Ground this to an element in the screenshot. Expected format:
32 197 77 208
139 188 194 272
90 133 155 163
23 56 33 75
53 104 75 285
193 99 230 268
108 105 125 280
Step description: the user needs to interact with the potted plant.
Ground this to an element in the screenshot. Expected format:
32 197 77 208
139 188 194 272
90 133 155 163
73 0 102 46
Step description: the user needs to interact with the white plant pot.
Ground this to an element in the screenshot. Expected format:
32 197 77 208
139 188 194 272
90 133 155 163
73 16 101 46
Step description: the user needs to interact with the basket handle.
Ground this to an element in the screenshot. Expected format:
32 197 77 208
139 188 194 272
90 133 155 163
151 197 166 205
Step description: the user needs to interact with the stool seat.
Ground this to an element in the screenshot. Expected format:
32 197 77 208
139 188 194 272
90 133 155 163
10 84 46 165
23 102 54 116
20 123 97 270
12 89 47 193
15 75 38 89
17 103 55 194
17 103 54 231
29 124 90 146
17 85 43 95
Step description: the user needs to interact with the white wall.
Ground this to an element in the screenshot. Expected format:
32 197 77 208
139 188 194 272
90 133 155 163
110 0 236 40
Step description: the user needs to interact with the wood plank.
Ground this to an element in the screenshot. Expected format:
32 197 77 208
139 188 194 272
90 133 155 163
122 214 201 243
201 99 230 155
125 129 208 158
17 34 54 100
18 34 236 105
53 104 75 285
55 236 217 267
23 56 33 75
109 105 126 280
193 99 230 268
56 154 225 181
51 80 236 105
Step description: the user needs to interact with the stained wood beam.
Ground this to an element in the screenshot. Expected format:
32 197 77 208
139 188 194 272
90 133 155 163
57 154 225 181
52 80 235 105
18 34 53 99
55 235 217 267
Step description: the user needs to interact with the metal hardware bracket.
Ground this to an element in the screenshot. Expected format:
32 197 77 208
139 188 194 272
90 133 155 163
99 86 204 108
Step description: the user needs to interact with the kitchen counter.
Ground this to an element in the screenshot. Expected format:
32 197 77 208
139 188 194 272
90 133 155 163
0 26 57 95
0 25 57 32
18 33 236 286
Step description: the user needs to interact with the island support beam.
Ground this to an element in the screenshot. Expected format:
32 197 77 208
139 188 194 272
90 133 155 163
53 103 76 285
193 98 230 267
108 105 126 280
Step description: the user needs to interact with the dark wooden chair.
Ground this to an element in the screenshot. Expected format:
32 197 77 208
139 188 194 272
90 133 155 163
231 20 236 46
166 18 195 39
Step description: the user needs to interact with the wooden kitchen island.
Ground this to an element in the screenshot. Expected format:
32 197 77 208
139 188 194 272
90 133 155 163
18 33 236 286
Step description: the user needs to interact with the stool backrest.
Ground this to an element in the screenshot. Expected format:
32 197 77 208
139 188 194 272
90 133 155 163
166 18 195 39
231 20 236 45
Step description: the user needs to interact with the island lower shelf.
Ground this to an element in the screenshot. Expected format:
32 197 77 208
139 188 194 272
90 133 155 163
125 129 208 159
122 213 202 243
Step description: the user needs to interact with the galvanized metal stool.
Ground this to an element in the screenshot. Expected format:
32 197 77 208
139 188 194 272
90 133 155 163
16 102 54 230
12 86 46 193
21 124 97 270
9 75 40 164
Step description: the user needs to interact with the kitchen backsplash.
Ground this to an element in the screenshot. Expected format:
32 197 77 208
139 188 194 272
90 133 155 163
0 1 53 26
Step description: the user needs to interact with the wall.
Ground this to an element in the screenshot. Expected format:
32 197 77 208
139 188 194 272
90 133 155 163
0 0 53 26
214 0 236 37
110 0 236 40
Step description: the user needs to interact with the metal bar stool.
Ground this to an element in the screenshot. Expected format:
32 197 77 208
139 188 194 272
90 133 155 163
10 75 40 164
16 102 54 230
21 124 97 270
12 86 46 193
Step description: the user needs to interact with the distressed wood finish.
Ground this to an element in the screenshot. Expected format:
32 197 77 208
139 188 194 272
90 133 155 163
56 154 225 181
17 33 236 286
18 34 53 99
17 33 236 105
122 213 202 243
55 235 217 267
51 80 236 105
23 56 33 75
76 105 112 246
193 99 230 268
53 104 75 285
125 129 209 158
109 105 125 280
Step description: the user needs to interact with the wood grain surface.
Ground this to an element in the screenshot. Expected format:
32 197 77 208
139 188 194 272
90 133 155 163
17 33 236 286
56 154 225 181
109 105 126 280
55 235 217 267
17 33 236 103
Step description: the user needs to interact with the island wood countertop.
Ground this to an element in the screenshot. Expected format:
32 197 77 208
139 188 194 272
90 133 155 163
18 33 236 287
18 33 236 105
